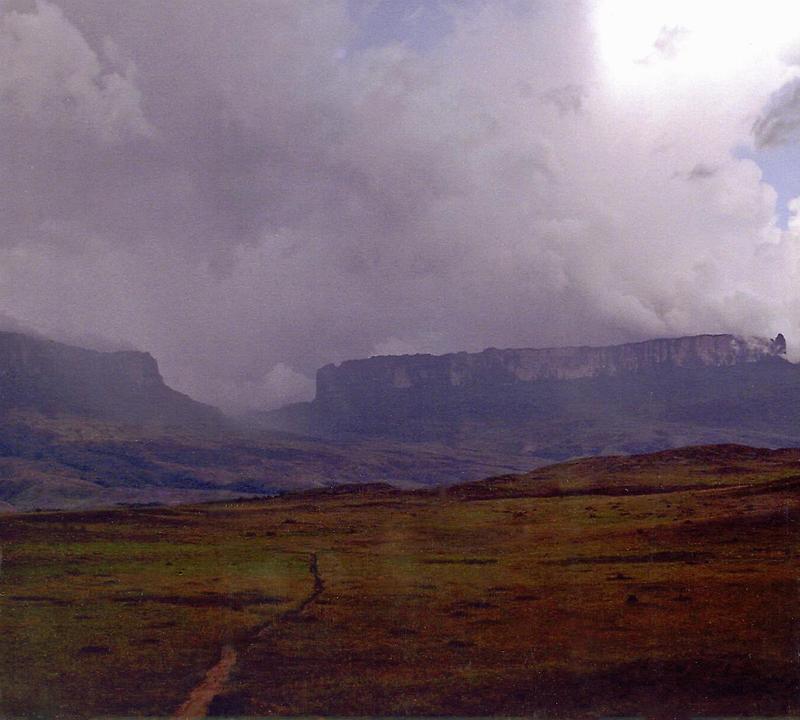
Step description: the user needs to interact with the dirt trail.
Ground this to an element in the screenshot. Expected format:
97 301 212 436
278 552 324 622
174 645 237 719
174 552 323 718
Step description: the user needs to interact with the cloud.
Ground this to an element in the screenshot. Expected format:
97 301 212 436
686 163 717 180
1 0 800 409
652 25 686 59
753 77 800 148
195 363 314 413
0 312 40 336
541 83 586 114
0 0 152 143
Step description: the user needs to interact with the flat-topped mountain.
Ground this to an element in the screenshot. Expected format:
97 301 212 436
261 332 800 459
0 331 220 428
316 333 787 410
1 329 799 510
0 332 536 510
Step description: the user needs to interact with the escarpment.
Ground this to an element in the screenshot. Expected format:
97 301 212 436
0 331 221 428
304 334 790 438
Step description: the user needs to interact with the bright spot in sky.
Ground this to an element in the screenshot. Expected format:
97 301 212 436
592 0 800 89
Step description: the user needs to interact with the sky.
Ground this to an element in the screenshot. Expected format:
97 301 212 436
2 0 800 411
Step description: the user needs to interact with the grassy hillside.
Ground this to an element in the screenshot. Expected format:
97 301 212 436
0 412 535 511
0 444 797 717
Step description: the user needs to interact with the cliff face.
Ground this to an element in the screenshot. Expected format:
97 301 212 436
0 331 221 428
318 334 786 403
310 334 788 436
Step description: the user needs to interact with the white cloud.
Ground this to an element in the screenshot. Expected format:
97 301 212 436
2 0 800 409
0 0 152 142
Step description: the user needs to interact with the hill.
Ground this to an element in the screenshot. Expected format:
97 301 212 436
1 444 796 717
0 412 534 511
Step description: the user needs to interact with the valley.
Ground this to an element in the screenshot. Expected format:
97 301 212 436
0 410 536 511
3 330 800 511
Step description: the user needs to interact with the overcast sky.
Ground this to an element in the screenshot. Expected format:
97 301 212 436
2 0 800 410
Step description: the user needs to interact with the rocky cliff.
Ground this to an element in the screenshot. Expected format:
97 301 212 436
317 334 786 404
306 334 789 438
0 331 221 428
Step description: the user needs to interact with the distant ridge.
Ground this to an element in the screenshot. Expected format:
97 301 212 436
316 333 787 405
257 332 800 459
0 331 220 429
308 333 788 432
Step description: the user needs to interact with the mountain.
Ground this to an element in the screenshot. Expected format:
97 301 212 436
0 331 221 429
0 332 541 511
259 333 800 459
5 329 800 512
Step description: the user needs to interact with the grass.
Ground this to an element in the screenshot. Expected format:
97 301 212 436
0 507 310 716
0 444 797 717
0 411 541 511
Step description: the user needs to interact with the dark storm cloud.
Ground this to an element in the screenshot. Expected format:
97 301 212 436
1 0 798 410
753 77 800 148
686 164 717 180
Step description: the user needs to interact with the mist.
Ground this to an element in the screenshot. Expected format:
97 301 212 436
2 0 800 411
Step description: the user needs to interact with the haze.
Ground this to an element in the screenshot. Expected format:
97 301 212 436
2 0 800 411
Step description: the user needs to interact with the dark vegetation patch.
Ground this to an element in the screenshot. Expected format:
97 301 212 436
207 691 250 717
297 482 398 498
452 600 498 610
447 481 717 502
548 551 713 566
7 595 73 606
655 507 799 544
78 646 111 655
437 656 800 717
342 500 427 509
227 480 281 494
388 627 417 637
728 475 800 496
6 505 195 528
422 557 497 565
113 592 286 609
706 464 749 475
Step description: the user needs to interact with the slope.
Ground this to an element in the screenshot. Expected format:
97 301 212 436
0 444 797 717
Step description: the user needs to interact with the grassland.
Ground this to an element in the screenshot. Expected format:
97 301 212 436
0 411 536 511
0 444 797 717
